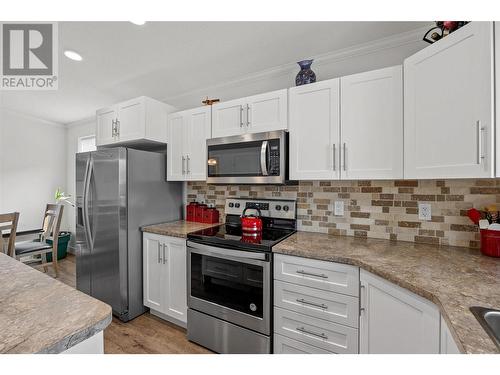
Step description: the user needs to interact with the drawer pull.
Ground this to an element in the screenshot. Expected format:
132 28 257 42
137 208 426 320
296 298 328 310
296 326 328 340
296 269 328 279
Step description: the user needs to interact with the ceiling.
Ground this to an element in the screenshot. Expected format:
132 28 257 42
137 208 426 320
0 21 431 124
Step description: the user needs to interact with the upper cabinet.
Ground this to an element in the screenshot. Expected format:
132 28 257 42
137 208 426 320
404 22 494 179
211 89 287 138
341 66 403 179
96 96 175 147
289 79 340 180
167 106 211 181
289 66 403 181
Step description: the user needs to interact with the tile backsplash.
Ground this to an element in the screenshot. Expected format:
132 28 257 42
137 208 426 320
186 179 500 249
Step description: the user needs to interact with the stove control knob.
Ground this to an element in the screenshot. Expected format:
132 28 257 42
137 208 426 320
235 203 240 208
229 202 234 208
275 205 281 211
283 205 289 212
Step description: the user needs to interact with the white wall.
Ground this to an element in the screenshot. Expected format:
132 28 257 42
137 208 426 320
0 108 67 232
65 117 95 247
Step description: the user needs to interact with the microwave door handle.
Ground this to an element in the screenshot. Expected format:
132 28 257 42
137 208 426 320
260 140 269 176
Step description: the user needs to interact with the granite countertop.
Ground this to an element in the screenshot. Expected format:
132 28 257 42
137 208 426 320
273 232 500 354
0 253 112 353
141 220 219 238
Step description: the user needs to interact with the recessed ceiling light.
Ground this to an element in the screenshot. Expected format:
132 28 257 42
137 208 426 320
130 21 146 26
64 50 83 61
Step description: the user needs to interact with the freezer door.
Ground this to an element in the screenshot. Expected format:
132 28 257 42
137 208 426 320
89 148 128 316
75 152 91 294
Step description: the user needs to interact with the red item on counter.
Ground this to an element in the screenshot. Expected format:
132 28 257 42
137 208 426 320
480 229 500 258
241 207 263 233
202 207 220 224
195 203 207 223
186 202 198 222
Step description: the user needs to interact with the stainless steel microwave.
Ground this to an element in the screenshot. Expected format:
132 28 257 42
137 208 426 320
206 130 288 184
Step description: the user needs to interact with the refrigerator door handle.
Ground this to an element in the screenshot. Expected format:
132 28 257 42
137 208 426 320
83 158 94 250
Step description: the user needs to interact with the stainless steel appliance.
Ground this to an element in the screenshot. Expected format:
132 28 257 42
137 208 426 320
75 147 182 322
187 198 296 353
206 130 288 184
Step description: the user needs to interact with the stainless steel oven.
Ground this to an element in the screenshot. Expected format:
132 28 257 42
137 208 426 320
187 241 271 353
206 130 288 184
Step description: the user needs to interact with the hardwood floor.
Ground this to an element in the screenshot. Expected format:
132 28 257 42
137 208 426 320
38 254 211 354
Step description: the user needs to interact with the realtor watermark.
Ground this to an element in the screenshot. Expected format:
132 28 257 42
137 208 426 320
0 22 58 90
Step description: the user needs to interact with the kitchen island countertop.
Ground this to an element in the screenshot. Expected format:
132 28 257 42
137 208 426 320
273 231 500 354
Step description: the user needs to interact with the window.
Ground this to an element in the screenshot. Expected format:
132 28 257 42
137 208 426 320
78 135 97 152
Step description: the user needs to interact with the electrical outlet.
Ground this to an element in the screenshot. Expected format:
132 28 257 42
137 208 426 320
418 203 432 221
334 201 344 216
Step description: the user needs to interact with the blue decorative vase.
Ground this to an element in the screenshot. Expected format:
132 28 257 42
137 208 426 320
295 59 316 86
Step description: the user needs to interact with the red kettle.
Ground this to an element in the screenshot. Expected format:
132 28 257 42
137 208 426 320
241 207 263 233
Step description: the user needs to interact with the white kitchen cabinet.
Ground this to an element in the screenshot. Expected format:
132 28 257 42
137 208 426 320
289 79 340 180
96 96 175 147
404 22 494 179
359 269 440 354
340 66 403 179
440 316 461 354
167 106 211 181
274 334 331 354
211 89 287 138
142 232 187 326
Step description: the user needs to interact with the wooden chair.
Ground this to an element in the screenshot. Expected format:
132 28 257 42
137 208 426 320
15 204 64 277
0 212 20 257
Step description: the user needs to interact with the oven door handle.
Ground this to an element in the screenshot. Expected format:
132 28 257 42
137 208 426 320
260 140 269 176
187 241 268 263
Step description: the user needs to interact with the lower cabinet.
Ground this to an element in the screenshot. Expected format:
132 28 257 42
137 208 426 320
143 232 187 326
440 316 461 354
274 333 332 354
359 269 440 354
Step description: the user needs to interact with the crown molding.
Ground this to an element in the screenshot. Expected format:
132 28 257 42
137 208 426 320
162 25 430 106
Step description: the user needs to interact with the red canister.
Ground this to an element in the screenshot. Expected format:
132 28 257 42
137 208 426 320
186 202 198 222
202 206 220 224
480 229 500 257
195 203 207 223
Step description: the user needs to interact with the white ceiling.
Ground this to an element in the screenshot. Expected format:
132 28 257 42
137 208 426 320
0 21 431 124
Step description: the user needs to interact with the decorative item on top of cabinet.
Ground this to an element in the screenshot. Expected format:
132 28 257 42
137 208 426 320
201 97 220 106
96 96 175 147
423 21 470 44
404 22 494 179
143 232 187 327
295 59 317 86
167 106 211 181
211 89 287 138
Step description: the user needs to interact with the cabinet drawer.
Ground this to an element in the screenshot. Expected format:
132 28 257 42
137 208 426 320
274 280 359 328
274 307 358 354
274 334 332 354
274 254 359 297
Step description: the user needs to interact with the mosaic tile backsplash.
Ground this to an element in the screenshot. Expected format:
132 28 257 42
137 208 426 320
186 179 500 249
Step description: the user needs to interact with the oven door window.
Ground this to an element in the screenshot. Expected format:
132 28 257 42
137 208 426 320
190 253 264 318
207 141 265 177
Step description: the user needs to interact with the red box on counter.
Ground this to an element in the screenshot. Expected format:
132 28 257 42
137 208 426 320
480 229 500 257
195 203 207 222
202 207 220 224
186 202 198 222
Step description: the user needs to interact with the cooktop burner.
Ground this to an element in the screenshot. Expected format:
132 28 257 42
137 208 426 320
187 224 296 252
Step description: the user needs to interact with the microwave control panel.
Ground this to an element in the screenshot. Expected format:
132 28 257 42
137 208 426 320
268 139 280 176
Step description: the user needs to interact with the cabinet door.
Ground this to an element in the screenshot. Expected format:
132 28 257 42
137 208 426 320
143 233 164 311
96 106 117 146
289 79 340 180
164 237 188 323
359 270 440 354
246 89 288 134
186 107 211 181
274 334 332 354
341 66 403 179
211 98 246 138
116 97 146 143
167 112 187 181
440 316 461 354
404 22 494 179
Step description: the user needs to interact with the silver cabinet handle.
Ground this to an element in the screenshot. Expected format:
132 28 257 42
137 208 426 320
296 269 328 279
157 242 162 263
111 119 116 136
360 284 366 315
240 105 244 128
182 156 186 175
296 298 328 309
333 144 336 171
115 119 120 137
296 327 328 340
477 120 485 164
162 243 166 264
186 155 190 174
247 104 251 126
343 142 346 171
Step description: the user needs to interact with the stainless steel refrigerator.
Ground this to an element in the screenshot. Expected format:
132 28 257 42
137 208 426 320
75 147 182 321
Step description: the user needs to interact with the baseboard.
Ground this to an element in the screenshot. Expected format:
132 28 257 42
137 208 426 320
150 309 187 329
